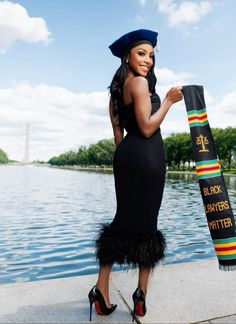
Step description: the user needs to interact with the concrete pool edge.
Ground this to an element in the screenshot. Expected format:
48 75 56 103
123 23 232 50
0 259 235 323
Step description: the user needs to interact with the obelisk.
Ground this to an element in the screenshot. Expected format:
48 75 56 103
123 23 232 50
23 123 30 164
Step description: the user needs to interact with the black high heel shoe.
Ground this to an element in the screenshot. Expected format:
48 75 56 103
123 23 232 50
132 288 147 321
88 286 117 321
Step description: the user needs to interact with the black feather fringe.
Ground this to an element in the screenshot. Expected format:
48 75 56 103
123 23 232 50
95 223 166 269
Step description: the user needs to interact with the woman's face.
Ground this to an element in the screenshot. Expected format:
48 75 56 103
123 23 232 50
127 43 154 77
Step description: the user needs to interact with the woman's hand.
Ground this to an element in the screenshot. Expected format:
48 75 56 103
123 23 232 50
165 86 183 104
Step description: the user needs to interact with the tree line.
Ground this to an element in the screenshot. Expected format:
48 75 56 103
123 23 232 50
0 149 9 164
49 139 115 167
48 127 236 171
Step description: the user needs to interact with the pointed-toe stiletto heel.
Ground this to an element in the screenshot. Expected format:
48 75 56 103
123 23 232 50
132 288 147 321
88 286 117 321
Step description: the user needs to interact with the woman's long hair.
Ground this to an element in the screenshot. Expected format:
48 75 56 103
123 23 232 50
108 53 157 125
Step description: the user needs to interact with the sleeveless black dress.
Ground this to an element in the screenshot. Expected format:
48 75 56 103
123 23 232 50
96 93 166 268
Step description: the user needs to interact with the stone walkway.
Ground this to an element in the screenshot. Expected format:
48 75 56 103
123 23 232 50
0 259 235 323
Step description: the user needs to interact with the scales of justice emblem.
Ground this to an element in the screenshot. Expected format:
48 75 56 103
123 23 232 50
196 134 209 153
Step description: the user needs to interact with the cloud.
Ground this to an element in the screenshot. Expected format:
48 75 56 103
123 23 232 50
0 83 110 161
0 1 52 53
207 89 236 129
155 67 195 100
156 67 214 105
157 0 213 27
155 66 195 134
156 67 194 86
131 14 147 26
139 0 148 5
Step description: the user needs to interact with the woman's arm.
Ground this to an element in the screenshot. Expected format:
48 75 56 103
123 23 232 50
129 76 183 138
109 99 124 146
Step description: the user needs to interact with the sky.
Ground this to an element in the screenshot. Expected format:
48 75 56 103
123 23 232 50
0 0 235 162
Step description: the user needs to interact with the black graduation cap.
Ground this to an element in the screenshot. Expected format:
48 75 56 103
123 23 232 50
109 29 158 58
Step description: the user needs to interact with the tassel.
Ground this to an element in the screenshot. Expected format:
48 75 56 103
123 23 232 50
219 264 236 271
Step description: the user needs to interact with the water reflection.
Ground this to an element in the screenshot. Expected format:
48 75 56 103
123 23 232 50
0 165 235 284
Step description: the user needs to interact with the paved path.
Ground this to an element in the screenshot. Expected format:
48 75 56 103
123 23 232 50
0 259 235 323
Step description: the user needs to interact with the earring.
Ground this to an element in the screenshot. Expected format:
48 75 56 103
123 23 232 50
126 58 129 63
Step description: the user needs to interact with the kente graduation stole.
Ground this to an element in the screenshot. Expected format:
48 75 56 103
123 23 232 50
183 85 236 271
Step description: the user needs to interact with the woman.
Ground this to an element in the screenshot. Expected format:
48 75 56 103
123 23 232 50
88 29 183 321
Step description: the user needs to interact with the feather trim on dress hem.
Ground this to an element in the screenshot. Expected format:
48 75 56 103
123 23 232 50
95 223 166 268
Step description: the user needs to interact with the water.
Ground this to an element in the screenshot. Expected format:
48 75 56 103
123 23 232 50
0 165 235 285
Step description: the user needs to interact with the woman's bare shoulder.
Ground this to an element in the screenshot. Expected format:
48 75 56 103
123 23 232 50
123 76 149 105
128 76 149 95
128 76 148 87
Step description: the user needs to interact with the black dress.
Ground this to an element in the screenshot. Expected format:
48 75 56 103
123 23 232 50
96 93 166 268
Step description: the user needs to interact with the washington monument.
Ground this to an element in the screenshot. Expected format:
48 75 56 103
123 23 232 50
23 123 30 164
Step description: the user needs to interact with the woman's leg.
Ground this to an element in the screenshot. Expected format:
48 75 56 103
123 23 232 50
138 267 151 295
96 264 113 307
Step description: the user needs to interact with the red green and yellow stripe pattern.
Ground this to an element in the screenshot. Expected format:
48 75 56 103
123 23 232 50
195 159 221 179
187 108 208 127
213 237 236 260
